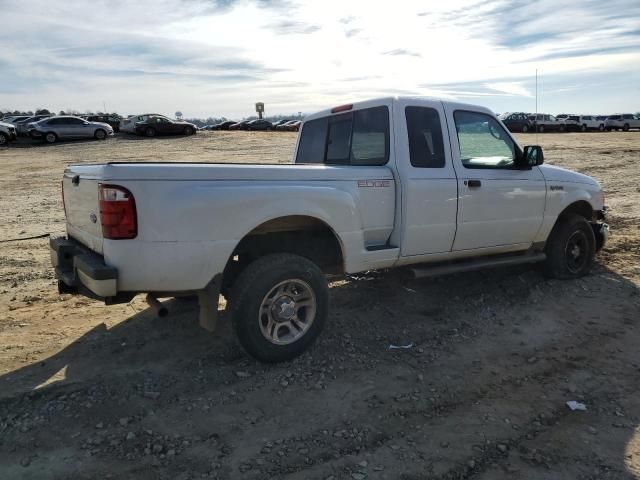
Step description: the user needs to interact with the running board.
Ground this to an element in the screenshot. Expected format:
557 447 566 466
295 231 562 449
412 252 546 279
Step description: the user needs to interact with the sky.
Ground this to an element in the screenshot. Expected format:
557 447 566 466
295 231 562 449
0 0 639 119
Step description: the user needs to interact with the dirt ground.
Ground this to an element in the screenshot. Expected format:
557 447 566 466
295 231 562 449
0 131 639 480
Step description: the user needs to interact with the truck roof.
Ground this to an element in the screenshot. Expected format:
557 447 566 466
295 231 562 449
304 96 496 122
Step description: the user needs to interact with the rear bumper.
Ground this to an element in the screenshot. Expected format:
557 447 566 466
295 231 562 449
50 236 118 298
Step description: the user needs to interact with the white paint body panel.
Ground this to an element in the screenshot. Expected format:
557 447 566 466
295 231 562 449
61 97 606 294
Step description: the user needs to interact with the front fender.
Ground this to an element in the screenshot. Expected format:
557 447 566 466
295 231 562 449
535 181 605 243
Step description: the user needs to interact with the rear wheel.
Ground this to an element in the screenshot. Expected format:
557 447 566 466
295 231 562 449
45 132 57 143
581 124 587 132
229 253 328 363
0 133 8 146
623 123 630 131
94 129 107 140
145 127 156 137
539 125 545 133
544 213 596 279
599 124 605 131
522 125 529 133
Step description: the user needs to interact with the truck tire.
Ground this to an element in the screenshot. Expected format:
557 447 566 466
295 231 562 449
0 132 8 146
598 124 605 131
581 124 587 132
538 125 545 133
623 123 630 131
544 213 596 279
229 253 328 363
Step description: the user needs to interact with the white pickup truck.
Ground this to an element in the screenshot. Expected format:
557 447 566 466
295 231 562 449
52 97 609 362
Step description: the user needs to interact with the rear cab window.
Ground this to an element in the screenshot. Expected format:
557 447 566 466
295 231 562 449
296 106 389 165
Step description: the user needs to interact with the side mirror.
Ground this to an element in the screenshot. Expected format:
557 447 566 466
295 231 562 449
523 145 544 166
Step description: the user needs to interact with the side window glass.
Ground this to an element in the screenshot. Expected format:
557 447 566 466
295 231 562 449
295 117 328 164
326 114 352 165
350 107 388 166
295 106 389 166
454 111 516 169
405 106 445 168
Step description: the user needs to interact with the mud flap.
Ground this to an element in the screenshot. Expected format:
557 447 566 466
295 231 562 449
197 275 222 332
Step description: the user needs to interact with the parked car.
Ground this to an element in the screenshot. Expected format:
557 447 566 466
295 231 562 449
134 116 197 137
6 115 32 125
229 120 251 130
246 119 273 131
285 120 302 132
605 114 640 131
51 96 608 362
528 114 565 133
29 116 114 143
573 115 605 132
272 119 292 129
15 114 52 135
213 120 237 130
85 115 122 132
275 120 297 131
499 112 533 133
120 114 169 134
0 121 18 146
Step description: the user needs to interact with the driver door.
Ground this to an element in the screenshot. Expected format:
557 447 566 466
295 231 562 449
444 108 546 251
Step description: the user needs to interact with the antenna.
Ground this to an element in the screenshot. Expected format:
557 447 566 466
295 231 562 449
103 100 107 114
535 69 538 143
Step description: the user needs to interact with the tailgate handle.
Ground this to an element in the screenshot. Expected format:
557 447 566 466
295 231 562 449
71 175 80 186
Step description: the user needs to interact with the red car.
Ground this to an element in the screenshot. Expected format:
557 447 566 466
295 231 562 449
284 120 302 132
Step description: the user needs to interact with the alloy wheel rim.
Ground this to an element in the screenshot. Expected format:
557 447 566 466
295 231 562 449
259 279 316 345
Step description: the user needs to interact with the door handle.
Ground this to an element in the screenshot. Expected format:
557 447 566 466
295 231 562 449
466 179 482 188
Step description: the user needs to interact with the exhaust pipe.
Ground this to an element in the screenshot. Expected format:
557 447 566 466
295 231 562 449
146 294 168 317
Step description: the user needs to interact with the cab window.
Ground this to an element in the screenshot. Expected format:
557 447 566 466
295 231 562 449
405 106 445 168
454 111 516 169
296 106 389 165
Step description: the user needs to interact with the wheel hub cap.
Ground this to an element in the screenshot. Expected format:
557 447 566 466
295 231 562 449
273 296 296 322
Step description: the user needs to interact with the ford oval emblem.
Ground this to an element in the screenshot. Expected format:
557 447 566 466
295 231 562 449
90 213 97 224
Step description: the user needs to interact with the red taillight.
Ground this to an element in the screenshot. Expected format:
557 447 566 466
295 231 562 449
331 104 353 113
99 184 137 239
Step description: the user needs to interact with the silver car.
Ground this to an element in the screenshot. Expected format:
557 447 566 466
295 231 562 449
30 116 114 143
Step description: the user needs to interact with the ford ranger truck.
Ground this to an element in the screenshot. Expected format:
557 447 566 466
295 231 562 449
51 97 609 362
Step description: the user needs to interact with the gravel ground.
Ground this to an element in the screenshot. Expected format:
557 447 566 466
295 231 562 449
0 131 639 479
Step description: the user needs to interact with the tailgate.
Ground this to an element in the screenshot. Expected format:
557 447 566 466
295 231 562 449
63 169 104 254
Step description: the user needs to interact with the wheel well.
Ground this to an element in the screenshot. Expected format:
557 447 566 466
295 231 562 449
558 201 593 222
221 216 344 294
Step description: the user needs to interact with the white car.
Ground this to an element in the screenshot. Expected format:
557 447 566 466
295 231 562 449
0 121 18 146
605 114 640 131
120 113 169 134
51 96 609 362
562 115 605 132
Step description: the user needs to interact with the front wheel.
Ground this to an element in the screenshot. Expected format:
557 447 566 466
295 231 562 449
522 125 529 133
581 124 587 132
94 129 107 140
145 127 156 137
45 132 57 143
623 123 630 131
599 124 605 131
538 125 545 133
0 133 8 146
229 253 328 362
544 213 596 279
183 126 194 135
